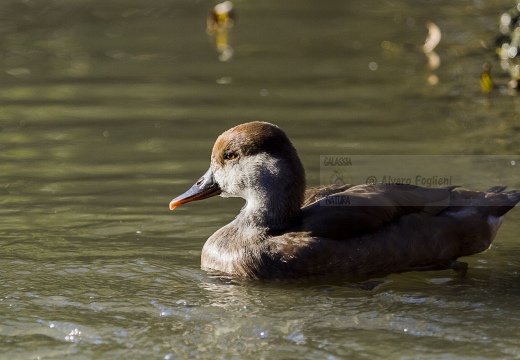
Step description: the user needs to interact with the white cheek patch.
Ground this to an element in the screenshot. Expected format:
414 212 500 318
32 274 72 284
213 163 244 198
212 152 284 203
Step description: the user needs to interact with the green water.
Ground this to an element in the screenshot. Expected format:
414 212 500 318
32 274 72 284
1 0 519 359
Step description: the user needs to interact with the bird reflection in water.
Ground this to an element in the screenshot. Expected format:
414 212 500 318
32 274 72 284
423 21 441 86
480 62 494 95
380 20 441 86
207 1 235 62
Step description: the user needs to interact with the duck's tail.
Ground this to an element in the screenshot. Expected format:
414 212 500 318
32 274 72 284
483 186 520 217
448 186 520 216
441 186 519 257
482 187 519 243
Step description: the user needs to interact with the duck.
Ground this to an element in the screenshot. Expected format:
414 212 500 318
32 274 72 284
169 121 520 280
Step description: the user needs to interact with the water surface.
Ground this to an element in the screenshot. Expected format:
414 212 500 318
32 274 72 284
1 0 520 359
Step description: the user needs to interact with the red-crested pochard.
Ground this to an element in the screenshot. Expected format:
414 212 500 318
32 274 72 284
170 122 520 279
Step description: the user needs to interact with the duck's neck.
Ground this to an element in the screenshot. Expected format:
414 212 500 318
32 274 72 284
202 186 302 276
237 153 306 232
237 187 302 232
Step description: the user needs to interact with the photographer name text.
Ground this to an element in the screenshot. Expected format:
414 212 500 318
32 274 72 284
368 175 452 187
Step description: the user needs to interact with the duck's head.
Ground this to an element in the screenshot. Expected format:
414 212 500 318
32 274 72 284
169 121 306 229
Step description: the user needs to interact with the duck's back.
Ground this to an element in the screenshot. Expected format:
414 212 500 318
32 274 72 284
259 184 520 279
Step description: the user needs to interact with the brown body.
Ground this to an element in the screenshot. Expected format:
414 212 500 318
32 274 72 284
170 122 520 280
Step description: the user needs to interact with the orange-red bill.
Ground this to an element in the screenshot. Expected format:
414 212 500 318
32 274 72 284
169 168 221 210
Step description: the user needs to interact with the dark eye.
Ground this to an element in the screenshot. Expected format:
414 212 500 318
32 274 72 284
224 152 237 160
